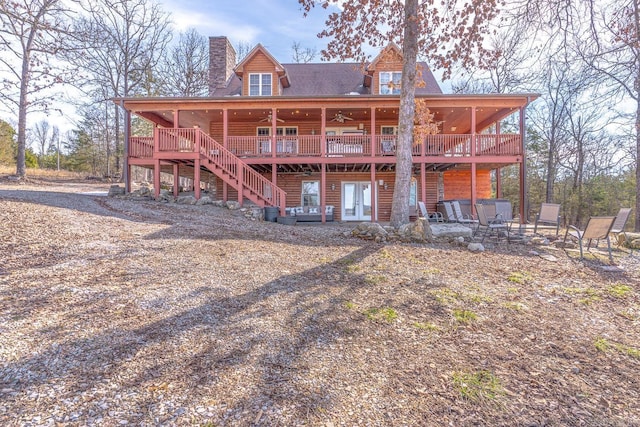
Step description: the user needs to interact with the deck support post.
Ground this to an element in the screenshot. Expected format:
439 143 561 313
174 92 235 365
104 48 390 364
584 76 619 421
271 108 277 159
370 107 376 156
173 164 179 197
519 105 527 223
495 122 502 199
223 108 228 203
121 101 131 193
194 158 201 200
153 159 161 199
370 164 376 222
237 159 243 206
471 163 477 215
470 107 477 211
321 163 326 223
420 162 426 205
320 108 326 157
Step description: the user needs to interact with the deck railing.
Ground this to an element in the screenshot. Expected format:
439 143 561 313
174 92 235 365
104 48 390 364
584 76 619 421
131 132 521 159
129 137 154 158
157 128 197 152
476 134 522 156
160 128 286 211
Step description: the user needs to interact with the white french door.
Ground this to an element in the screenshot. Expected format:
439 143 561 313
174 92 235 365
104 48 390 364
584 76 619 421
342 182 373 221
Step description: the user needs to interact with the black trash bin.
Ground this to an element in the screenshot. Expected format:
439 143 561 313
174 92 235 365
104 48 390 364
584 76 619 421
264 206 279 222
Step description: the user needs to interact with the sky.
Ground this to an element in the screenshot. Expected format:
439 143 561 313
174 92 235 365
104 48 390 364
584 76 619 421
161 0 341 63
0 1 343 139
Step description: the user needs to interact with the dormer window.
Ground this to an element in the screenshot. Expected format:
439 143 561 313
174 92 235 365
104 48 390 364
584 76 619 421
380 71 401 95
249 73 272 96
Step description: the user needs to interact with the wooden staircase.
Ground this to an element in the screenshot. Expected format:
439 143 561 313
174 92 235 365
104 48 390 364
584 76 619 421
158 128 286 212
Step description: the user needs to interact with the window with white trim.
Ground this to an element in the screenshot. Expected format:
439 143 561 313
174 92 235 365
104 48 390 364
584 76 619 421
302 181 320 206
381 126 398 135
256 127 298 136
249 73 272 96
379 71 402 95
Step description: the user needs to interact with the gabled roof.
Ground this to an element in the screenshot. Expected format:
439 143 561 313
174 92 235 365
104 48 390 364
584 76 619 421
234 44 286 76
210 41 442 97
211 61 442 97
367 42 403 71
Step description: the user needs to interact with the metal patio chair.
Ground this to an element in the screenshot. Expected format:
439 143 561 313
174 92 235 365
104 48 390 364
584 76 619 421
563 216 617 261
495 200 518 232
418 201 444 223
451 200 479 229
441 201 457 222
533 203 561 237
475 203 509 243
610 208 632 246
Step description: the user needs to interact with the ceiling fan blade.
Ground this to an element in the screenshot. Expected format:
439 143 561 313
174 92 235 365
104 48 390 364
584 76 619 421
343 116 354 121
276 118 285 123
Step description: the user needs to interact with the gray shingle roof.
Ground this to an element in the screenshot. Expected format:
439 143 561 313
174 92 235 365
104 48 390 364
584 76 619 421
211 62 442 97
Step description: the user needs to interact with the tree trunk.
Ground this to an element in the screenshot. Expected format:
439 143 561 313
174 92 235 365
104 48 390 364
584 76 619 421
636 96 640 232
545 142 555 203
15 37 33 178
390 0 418 228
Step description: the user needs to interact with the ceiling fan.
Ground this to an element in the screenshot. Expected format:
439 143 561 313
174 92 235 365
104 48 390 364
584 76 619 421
330 111 353 123
259 113 284 123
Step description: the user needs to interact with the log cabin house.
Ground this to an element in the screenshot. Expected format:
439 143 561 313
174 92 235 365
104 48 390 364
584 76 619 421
116 37 538 223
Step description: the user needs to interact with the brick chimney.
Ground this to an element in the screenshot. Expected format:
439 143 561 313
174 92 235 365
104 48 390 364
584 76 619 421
209 36 236 95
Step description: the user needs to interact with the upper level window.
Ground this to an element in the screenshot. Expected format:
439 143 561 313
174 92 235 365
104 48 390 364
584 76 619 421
256 126 298 136
249 73 272 96
380 71 401 95
381 126 398 135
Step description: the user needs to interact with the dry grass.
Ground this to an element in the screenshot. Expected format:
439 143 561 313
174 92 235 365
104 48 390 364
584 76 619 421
1 176 639 426
0 166 86 179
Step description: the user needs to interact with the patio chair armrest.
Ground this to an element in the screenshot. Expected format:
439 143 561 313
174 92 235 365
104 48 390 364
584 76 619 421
564 225 581 242
488 213 504 225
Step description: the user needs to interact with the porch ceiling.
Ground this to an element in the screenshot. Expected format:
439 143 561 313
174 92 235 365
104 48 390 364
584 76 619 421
123 94 535 135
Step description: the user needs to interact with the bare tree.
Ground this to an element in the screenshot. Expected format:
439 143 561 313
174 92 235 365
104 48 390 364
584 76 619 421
235 40 252 63
577 0 640 230
452 21 533 95
72 0 171 177
300 0 500 227
0 0 73 178
31 120 59 167
291 41 317 63
159 28 208 97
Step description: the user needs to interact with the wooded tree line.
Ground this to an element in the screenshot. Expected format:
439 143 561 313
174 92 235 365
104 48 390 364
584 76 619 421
0 0 637 230
446 0 638 229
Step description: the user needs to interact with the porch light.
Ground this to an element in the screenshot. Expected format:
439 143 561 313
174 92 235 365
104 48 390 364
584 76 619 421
379 179 384 186
331 183 336 191
450 127 457 132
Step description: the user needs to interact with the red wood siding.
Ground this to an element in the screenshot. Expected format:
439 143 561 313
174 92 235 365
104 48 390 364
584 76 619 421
209 120 403 140
242 51 281 96
443 170 491 200
373 49 403 95
213 170 443 222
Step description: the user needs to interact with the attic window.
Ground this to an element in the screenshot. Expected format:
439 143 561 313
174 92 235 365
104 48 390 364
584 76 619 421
380 71 401 95
249 73 272 96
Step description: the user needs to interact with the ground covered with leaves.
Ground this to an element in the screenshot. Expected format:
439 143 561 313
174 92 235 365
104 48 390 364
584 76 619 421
1 177 639 426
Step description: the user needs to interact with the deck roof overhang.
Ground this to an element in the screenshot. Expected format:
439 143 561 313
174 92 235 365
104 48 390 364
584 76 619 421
115 93 538 135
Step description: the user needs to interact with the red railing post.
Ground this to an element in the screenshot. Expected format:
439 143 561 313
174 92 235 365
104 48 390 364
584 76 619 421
237 159 244 205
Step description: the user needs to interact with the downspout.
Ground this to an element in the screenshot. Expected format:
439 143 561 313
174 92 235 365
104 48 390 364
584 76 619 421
120 100 130 194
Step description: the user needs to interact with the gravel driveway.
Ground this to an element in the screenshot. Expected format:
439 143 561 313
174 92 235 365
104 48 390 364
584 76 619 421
1 179 639 426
